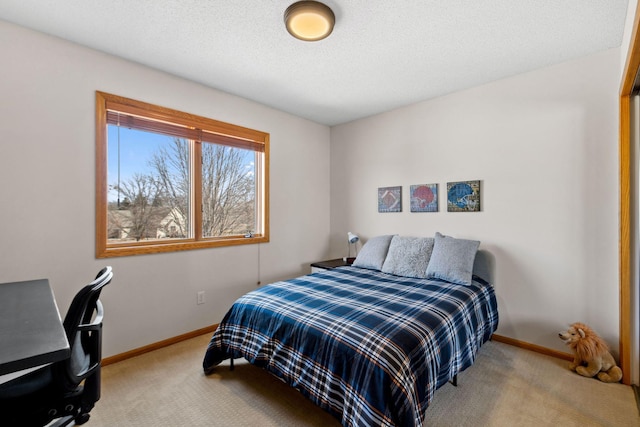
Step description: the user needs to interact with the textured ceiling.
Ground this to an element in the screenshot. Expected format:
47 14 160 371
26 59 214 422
0 1 630 126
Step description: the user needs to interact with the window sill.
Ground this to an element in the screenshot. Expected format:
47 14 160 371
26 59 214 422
96 235 268 258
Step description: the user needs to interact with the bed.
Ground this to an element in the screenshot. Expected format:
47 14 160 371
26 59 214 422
203 233 499 426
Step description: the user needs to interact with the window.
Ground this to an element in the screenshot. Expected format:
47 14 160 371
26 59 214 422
95 91 269 257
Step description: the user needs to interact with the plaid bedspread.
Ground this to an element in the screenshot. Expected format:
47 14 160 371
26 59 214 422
203 266 498 426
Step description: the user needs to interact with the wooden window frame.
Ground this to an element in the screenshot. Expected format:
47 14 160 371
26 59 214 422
619 4 640 386
95 91 269 258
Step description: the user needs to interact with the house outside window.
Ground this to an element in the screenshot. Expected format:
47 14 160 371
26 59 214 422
95 91 269 258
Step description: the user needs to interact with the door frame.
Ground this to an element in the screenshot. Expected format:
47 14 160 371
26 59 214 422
619 3 640 386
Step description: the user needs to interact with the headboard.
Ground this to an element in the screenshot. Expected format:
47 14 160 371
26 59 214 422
473 249 495 285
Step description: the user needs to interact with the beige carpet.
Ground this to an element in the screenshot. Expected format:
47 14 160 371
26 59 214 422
89 334 639 426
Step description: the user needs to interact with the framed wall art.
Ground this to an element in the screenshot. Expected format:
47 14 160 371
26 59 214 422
410 184 438 212
447 180 480 212
378 186 402 212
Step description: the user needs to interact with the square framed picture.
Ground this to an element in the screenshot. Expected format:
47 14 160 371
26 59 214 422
447 180 480 212
410 184 438 212
378 186 402 212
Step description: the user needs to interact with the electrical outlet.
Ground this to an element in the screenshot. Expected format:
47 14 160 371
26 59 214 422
197 291 205 305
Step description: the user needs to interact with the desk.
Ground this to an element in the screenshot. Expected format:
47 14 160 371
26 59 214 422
0 279 70 376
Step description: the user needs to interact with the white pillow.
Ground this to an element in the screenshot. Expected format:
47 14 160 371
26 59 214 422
426 232 480 285
352 235 395 271
381 236 434 278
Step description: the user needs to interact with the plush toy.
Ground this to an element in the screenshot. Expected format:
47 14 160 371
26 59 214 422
558 322 622 383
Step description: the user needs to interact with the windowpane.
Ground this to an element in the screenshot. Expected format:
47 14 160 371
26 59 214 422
201 142 256 238
107 125 191 243
96 91 269 258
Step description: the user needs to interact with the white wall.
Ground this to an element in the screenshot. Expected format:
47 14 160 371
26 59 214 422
621 0 638 81
330 48 621 355
0 20 331 357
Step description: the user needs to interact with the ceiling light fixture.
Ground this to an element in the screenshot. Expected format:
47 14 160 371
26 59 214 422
284 1 335 42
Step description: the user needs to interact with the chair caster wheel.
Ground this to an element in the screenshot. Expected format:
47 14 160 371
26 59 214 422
75 413 91 425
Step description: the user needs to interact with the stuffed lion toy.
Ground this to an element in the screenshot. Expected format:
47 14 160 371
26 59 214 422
558 322 622 383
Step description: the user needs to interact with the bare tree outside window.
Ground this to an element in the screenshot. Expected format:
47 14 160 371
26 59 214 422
108 174 163 241
201 142 255 238
149 138 191 239
106 136 257 244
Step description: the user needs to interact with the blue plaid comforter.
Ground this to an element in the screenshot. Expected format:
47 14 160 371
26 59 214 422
203 266 498 426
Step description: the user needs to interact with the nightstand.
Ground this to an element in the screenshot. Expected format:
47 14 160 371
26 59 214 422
310 258 350 274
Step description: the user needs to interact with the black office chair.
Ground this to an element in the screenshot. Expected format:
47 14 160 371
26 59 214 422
0 267 113 427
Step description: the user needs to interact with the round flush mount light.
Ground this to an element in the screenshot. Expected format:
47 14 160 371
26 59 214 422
284 1 335 41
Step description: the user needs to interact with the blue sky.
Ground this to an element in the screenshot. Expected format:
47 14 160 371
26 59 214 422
107 125 173 202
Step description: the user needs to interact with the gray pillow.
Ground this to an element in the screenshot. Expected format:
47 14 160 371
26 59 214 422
381 236 435 278
426 232 480 285
352 235 395 271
